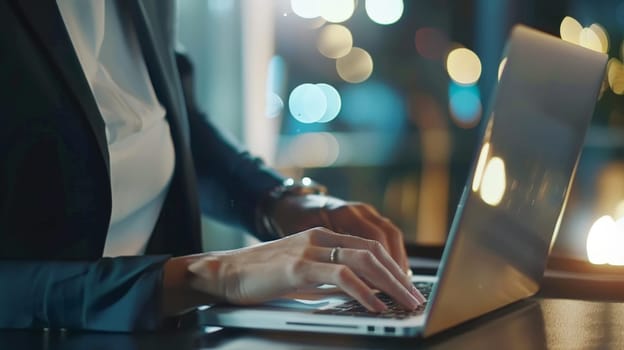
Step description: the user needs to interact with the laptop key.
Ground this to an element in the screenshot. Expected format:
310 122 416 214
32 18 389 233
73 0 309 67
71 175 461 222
314 282 433 319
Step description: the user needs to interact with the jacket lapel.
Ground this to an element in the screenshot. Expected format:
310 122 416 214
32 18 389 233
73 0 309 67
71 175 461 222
11 0 110 173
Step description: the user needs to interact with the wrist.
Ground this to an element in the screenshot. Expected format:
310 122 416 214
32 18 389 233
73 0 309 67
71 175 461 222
163 256 196 290
257 177 327 238
162 255 205 316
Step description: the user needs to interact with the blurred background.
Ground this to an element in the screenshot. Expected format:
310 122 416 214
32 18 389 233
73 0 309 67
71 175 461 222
176 0 624 266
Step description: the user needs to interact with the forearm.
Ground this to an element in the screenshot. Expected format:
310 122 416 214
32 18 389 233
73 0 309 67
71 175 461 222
0 256 169 331
189 111 284 239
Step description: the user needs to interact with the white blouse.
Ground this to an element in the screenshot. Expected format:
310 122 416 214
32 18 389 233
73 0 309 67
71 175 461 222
57 0 176 257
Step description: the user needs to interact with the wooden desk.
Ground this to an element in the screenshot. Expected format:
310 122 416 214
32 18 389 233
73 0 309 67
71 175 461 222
3 265 624 349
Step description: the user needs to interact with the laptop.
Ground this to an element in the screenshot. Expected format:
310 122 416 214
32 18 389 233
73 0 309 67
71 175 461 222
196 25 607 337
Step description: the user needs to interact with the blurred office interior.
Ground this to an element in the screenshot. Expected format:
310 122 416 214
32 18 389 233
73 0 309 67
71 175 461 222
176 0 624 266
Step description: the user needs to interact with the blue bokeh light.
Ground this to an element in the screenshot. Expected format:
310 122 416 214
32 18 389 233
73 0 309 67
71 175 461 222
288 83 327 123
448 82 481 126
316 83 342 123
340 80 405 131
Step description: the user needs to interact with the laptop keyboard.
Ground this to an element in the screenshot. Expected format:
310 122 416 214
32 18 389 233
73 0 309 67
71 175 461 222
314 281 433 319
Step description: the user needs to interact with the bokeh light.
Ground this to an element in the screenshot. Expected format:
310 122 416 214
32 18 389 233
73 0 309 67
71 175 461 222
288 83 327 123
316 83 342 123
615 200 624 219
559 16 609 53
479 157 506 207
446 47 482 85
579 27 603 52
365 0 404 25
414 27 449 61
290 0 355 23
560 16 583 44
287 83 342 124
340 80 405 131
590 24 609 53
608 58 624 95
448 82 482 128
317 24 353 59
587 215 617 265
336 47 374 83
283 132 340 167
612 218 624 266
290 0 319 19
320 0 354 23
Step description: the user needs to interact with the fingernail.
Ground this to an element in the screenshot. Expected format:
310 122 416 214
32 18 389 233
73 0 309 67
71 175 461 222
373 298 387 312
410 286 425 303
408 293 421 309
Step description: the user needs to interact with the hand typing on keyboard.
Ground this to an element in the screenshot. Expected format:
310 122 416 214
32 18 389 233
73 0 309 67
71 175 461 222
174 228 426 315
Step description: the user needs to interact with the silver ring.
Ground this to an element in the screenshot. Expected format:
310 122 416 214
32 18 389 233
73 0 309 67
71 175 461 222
329 247 340 264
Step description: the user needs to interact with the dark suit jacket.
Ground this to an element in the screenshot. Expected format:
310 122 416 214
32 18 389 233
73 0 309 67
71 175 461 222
0 0 283 331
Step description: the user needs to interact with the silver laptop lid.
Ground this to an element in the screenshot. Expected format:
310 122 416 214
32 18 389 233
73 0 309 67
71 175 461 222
423 25 607 337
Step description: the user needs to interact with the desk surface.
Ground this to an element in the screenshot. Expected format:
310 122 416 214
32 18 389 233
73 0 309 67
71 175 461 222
2 297 623 350
4 266 624 350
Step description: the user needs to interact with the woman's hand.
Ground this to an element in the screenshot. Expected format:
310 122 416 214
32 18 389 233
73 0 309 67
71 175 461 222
270 194 410 273
167 228 424 315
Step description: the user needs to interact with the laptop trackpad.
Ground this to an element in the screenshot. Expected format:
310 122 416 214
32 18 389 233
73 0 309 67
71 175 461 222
264 298 332 310
264 287 350 310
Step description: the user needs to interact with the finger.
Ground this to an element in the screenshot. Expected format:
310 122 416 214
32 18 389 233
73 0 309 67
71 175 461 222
355 204 408 268
310 230 411 290
305 237 424 303
330 204 406 272
359 206 410 273
311 225 389 252
351 217 405 272
336 248 421 310
301 262 387 312
354 240 426 303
